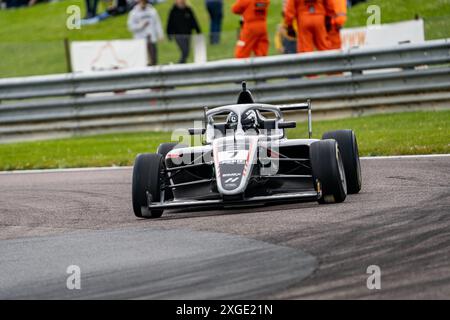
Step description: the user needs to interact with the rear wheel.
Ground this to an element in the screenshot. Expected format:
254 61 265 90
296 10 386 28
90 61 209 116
322 130 362 194
131 153 164 219
310 140 347 204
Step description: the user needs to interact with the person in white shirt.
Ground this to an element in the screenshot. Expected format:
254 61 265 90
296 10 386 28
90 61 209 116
127 0 164 65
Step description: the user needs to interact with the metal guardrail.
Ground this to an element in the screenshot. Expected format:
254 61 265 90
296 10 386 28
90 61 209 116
0 39 449 142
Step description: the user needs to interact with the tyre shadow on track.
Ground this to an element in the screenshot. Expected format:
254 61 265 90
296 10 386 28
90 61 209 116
145 200 321 221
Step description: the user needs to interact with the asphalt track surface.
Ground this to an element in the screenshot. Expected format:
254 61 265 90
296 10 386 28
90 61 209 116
0 156 449 299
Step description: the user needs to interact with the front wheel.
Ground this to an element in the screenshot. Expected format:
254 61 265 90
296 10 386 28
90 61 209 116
131 153 164 219
310 139 347 204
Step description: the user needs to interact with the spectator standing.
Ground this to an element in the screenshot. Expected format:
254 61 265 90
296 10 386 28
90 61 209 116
349 0 365 7
85 0 99 18
205 0 223 45
232 0 270 59
128 0 164 66
5 0 28 8
167 0 202 64
326 0 347 49
284 0 334 53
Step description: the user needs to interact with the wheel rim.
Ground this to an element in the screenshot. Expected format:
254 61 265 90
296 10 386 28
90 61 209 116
354 138 362 187
336 147 347 194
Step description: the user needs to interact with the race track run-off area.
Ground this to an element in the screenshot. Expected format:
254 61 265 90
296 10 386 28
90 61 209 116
0 156 449 299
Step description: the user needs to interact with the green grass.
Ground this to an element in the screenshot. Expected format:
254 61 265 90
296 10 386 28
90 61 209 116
0 110 448 171
300 110 450 157
346 0 450 40
0 0 282 77
1 0 449 78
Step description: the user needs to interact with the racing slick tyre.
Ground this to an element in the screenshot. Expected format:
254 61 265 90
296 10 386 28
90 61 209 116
132 153 164 219
322 130 362 194
310 140 347 204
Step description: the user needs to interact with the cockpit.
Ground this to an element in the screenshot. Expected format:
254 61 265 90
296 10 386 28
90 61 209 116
205 105 284 143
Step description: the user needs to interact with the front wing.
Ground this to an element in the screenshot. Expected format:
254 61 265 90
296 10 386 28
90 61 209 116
147 190 320 210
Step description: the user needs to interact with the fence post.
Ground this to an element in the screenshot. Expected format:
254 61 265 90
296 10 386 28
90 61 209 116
64 38 72 73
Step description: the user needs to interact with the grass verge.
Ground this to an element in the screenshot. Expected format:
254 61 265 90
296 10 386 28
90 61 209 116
0 110 448 171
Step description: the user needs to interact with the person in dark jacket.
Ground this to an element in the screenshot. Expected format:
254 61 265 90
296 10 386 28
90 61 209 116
167 0 202 64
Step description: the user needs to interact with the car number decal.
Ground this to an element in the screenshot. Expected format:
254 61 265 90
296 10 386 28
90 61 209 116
218 150 249 163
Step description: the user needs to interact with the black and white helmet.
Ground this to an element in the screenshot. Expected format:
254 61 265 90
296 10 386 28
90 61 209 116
241 110 258 131
226 110 258 131
226 112 239 130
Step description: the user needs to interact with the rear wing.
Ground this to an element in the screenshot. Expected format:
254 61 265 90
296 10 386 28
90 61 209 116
279 100 312 139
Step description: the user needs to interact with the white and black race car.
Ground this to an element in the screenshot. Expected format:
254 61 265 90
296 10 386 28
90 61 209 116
132 83 362 218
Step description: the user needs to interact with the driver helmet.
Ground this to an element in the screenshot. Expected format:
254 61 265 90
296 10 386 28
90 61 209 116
241 109 258 131
226 112 239 130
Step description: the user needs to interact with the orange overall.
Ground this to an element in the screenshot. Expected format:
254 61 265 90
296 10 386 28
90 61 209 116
232 0 270 58
284 0 334 53
327 0 347 49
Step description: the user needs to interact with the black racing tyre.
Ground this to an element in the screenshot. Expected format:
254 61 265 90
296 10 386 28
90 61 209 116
157 142 186 159
131 153 164 219
310 139 347 204
322 130 362 194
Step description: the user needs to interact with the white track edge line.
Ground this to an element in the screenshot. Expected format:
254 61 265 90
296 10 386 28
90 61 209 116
360 154 450 160
0 166 132 174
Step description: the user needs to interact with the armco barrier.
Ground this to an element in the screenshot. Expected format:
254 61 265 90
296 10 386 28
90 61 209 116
0 40 449 143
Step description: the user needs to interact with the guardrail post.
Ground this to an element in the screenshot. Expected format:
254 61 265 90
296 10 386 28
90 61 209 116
64 38 72 74
307 99 312 139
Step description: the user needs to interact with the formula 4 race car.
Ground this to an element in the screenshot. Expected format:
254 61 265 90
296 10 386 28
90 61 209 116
132 82 362 218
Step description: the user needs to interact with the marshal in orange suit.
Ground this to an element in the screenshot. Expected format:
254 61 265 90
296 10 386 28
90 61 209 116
232 0 270 58
327 0 347 49
284 0 334 53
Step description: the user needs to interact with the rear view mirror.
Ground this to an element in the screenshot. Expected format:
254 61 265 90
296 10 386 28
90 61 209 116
188 128 206 135
278 121 296 129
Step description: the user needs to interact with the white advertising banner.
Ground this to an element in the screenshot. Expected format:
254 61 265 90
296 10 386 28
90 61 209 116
340 19 425 50
70 39 148 73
